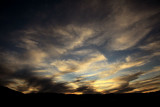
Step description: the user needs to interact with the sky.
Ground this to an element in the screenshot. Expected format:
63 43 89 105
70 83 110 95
0 0 160 94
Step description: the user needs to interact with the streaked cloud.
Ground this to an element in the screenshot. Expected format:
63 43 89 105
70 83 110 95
0 0 160 94
107 27 150 51
139 40 160 51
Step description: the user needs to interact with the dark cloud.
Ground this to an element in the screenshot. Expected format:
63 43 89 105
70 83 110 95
0 64 14 85
0 64 72 93
75 86 100 94
115 87 135 93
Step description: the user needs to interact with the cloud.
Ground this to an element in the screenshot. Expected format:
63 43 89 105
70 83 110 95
0 0 160 94
142 66 160 75
0 64 14 85
127 74 160 93
128 83 160 93
0 64 72 94
92 72 142 93
96 51 160 79
105 7 156 51
108 72 143 93
139 41 160 51
15 24 94 56
50 50 107 81
85 0 160 51
98 57 147 79
89 51 160 93
74 85 100 94
107 27 150 51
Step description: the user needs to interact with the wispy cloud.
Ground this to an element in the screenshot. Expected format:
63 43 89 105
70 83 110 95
139 40 160 51
0 0 160 94
91 72 142 93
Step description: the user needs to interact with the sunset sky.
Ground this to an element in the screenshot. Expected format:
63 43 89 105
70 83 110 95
0 0 160 94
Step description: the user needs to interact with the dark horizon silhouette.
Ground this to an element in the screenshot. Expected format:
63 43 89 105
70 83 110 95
0 85 159 105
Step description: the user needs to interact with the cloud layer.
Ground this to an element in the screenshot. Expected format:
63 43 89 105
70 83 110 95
0 0 160 94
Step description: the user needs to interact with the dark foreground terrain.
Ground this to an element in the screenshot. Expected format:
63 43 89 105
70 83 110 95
0 86 159 105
